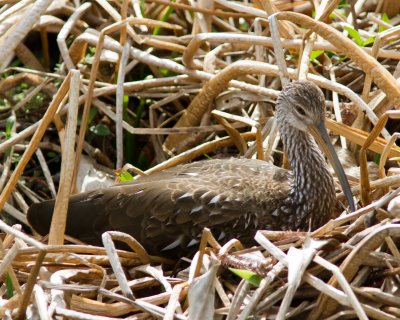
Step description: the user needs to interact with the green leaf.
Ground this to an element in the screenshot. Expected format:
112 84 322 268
229 268 262 287
338 0 350 9
344 26 364 46
5 114 15 138
310 50 324 62
123 95 129 107
379 13 390 32
5 273 13 298
153 2 175 35
78 108 97 126
47 151 58 158
364 36 375 46
87 108 98 126
159 67 176 77
116 171 134 182
28 92 46 110
239 20 250 31
140 0 145 16
390 157 400 161
11 153 21 164
373 153 381 165
89 124 111 136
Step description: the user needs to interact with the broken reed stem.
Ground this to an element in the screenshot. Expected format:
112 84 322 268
15 250 46 320
48 70 80 245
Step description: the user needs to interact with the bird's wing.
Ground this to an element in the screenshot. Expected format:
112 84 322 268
28 159 291 255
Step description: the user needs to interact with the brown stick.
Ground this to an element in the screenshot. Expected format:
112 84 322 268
48 70 80 245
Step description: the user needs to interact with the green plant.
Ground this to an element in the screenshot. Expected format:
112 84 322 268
153 1 175 35
229 268 262 287
344 26 375 46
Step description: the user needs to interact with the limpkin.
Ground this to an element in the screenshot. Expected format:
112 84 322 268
27 81 355 255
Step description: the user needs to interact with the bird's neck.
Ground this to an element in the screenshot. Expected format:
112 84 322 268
278 124 336 230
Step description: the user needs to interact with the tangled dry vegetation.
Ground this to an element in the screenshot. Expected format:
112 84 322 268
1 0 400 319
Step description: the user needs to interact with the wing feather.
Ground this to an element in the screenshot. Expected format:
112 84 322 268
28 158 292 255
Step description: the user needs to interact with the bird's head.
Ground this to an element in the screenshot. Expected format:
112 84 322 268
276 80 325 132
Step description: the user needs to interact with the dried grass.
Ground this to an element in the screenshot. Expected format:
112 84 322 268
0 0 400 319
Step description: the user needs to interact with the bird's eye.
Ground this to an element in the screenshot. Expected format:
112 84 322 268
295 106 306 116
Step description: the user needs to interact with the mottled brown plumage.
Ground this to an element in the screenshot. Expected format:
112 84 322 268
27 81 354 256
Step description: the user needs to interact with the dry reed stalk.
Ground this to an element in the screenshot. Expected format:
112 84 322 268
48 70 80 245
0 71 73 210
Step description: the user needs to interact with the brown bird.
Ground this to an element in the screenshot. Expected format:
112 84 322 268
27 81 355 256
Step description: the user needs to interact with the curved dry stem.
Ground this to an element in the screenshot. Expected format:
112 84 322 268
145 0 256 18
0 0 53 69
102 231 151 265
275 11 400 106
361 24 400 101
379 133 400 195
359 111 400 205
48 70 80 246
326 119 399 157
15 43 45 71
164 61 267 154
311 224 400 319
164 59 390 154
57 2 92 71
183 33 274 69
72 30 389 144
183 32 400 70
269 14 290 86
148 132 256 175
211 110 248 155
219 239 244 255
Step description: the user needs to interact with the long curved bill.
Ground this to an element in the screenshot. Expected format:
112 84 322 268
309 122 355 212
